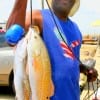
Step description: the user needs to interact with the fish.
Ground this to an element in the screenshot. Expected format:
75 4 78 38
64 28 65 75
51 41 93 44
14 35 32 100
13 26 54 100
13 37 31 100
27 26 54 100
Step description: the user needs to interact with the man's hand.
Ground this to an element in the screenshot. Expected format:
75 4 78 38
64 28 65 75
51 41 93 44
87 68 98 82
80 64 98 82
80 58 98 82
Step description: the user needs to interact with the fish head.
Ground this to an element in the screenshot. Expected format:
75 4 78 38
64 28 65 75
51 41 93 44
27 27 42 56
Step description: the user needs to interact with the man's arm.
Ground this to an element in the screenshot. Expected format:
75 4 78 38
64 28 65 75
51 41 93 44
6 0 28 30
6 0 42 32
5 0 42 46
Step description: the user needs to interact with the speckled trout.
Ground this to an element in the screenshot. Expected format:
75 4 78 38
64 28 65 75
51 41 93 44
27 27 54 100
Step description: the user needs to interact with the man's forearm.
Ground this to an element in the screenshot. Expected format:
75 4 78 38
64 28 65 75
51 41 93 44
6 0 28 29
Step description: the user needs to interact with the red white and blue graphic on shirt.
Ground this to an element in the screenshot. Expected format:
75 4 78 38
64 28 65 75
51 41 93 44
54 27 80 59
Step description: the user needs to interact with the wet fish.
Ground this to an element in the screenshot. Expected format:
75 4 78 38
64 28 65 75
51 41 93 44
14 37 31 100
27 27 54 100
13 26 54 100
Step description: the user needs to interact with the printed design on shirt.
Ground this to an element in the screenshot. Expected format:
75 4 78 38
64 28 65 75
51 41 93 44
54 27 75 59
70 40 80 48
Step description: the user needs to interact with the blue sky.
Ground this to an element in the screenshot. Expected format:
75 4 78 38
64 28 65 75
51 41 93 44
0 0 100 34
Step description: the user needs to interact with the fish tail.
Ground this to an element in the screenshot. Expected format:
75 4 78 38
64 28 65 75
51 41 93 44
24 76 31 100
50 80 54 97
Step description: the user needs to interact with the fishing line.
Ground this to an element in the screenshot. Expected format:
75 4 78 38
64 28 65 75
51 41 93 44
30 0 33 27
42 0 44 9
30 0 44 26
83 78 100 100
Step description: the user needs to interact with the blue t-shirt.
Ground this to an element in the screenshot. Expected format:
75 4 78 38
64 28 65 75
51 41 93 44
41 9 82 100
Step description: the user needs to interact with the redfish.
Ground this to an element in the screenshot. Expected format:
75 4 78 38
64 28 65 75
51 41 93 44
13 37 31 100
13 26 54 100
26 27 54 100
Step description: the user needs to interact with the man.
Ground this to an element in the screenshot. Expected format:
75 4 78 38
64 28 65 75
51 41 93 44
6 0 98 100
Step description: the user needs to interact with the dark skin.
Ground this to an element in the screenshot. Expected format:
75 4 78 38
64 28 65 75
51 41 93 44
6 0 75 32
52 0 75 20
6 0 98 82
80 63 98 82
